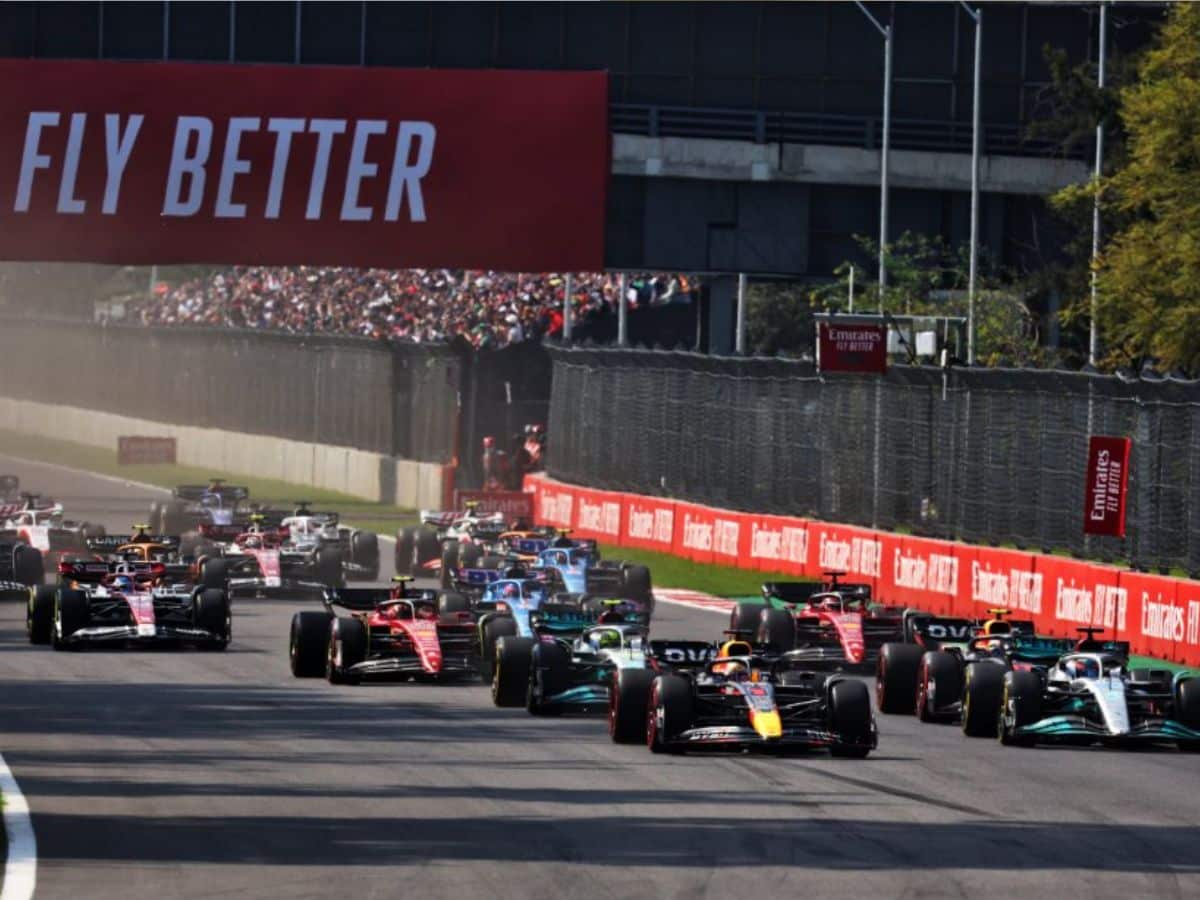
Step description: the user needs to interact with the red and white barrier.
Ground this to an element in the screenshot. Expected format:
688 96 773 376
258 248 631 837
524 472 1200 666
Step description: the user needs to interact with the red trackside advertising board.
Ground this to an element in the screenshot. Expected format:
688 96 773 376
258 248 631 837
522 471 1200 667
817 322 887 374
1083 435 1131 538
0 60 608 271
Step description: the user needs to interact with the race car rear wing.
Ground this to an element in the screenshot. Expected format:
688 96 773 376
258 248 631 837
173 485 250 502
87 535 180 553
762 582 827 604
648 640 719 668
322 586 438 612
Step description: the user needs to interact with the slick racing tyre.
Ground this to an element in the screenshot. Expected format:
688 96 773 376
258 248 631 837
14 544 44 587
647 674 692 754
394 527 415 576
621 564 653 611
350 531 379 581
492 636 535 707
1175 678 1200 752
876 642 923 715
961 662 1005 738
527 641 569 716
413 526 441 573
916 651 961 722
440 539 460 590
199 557 228 592
480 616 517 684
27 585 55 645
999 670 1042 746
756 607 796 654
610 668 654 744
194 589 231 650
160 500 188 536
457 542 482 570
829 679 873 758
327 616 367 685
52 588 89 651
437 591 471 617
316 546 344 588
290 612 332 678
729 602 763 639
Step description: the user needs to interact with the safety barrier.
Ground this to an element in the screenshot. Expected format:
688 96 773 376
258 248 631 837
524 472 1200 668
0 396 446 510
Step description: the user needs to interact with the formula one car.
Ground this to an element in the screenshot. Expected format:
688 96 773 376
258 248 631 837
644 640 877 756
289 577 478 684
85 525 186 565
730 573 907 666
196 516 343 598
875 609 1038 716
151 480 260 534
27 559 230 650
528 541 653 612
281 504 380 582
479 574 580 684
0 538 44 599
395 500 506 576
0 494 106 572
492 605 652 713
955 629 1200 749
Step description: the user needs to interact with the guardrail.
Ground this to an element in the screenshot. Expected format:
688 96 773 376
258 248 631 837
610 102 1072 159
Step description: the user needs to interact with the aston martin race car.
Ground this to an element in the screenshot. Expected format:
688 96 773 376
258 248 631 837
27 559 230 650
0 538 44 599
643 640 877 756
962 628 1200 749
289 577 478 684
195 516 343 598
730 573 908 666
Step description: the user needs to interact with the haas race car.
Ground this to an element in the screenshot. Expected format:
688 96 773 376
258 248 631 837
289 576 477 684
642 640 877 756
730 573 908 666
27 558 230 650
0 493 106 572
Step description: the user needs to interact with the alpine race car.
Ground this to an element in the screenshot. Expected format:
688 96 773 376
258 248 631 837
491 605 652 712
643 640 877 756
195 518 344 597
965 629 1200 749
289 577 478 684
730 573 908 666
27 559 230 650
150 480 264 534
0 538 44 599
281 504 380 582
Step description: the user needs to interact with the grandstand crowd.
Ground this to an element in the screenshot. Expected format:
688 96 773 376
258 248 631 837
127 267 697 349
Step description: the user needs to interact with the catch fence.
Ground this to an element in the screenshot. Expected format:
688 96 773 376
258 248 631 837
546 347 1200 575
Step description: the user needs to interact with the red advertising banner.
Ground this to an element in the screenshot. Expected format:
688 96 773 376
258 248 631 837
673 502 716 564
957 546 1042 620
806 523 885 591
621 495 676 552
744 514 809 575
887 536 962 615
117 435 176 465
0 60 608 271
452 490 534 522
817 322 887 374
1119 571 1183 663
1034 556 1123 639
573 487 623 541
1083 435 1131 537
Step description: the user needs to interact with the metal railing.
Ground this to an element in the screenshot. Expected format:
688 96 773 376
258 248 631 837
610 102 1072 159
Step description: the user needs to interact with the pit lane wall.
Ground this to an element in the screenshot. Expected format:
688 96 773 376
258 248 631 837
0 396 444 509
524 472 1200 668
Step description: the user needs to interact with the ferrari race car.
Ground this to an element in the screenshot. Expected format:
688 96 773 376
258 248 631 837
875 609 1040 717
27 559 230 650
194 517 344 598
963 628 1200 749
643 640 877 756
0 493 107 572
730 573 907 666
491 605 653 712
281 504 380 582
0 538 44 599
289 577 478 684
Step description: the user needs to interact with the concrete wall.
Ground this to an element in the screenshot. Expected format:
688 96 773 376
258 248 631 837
613 134 1089 196
0 396 443 510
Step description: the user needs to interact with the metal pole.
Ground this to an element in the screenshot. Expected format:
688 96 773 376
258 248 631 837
617 273 628 347
1088 2 1107 368
854 2 892 309
562 273 574 341
962 3 982 366
735 273 747 355
163 1 171 59
848 265 855 313
148 265 158 297
228 1 236 62
294 0 302 63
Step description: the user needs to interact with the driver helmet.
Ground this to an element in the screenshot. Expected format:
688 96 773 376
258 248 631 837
1064 658 1092 680
243 536 262 549
596 630 621 650
502 583 520 599
416 605 436 620
112 575 134 593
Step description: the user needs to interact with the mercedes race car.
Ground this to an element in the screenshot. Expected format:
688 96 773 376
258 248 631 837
730 573 908 666
643 640 877 756
289 577 478 684
27 559 230 650
195 518 343 598
963 629 1200 749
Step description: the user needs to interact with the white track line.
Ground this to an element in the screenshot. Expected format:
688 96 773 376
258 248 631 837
0 752 36 900
0 452 169 496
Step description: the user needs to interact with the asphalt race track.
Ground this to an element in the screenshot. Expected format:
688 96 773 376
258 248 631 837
1 456 1199 899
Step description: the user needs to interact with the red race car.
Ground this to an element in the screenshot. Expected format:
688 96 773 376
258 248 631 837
728 573 908 666
288 577 477 684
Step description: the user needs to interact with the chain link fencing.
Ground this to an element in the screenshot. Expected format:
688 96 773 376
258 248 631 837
546 346 1200 575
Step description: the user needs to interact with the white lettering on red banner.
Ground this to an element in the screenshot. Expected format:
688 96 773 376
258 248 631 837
713 518 740 557
970 562 1043 613
892 548 959 596
682 513 713 553
1141 591 1185 642
817 531 881 578
541 490 573 528
578 497 620 537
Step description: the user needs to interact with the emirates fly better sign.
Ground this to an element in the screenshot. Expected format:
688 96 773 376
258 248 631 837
816 322 887 374
0 60 608 270
1083 435 1131 538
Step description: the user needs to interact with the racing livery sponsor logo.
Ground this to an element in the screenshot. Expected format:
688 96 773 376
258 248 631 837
681 513 713 553
922 621 973 641
970 562 1043 613
713 518 740 557
892 548 958 596
817 531 881 578
577 497 620 537
627 502 674 546
657 646 717 664
749 522 808 565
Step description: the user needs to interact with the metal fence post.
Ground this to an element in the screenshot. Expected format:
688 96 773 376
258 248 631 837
563 273 573 341
618 273 629 347
735 273 747 355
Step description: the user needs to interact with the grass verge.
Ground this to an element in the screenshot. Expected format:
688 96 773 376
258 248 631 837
599 543 806 597
0 427 417 534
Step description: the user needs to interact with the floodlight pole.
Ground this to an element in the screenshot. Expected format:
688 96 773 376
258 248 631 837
961 2 982 366
563 273 574 341
855 1 892 310
848 265 855 313
735 273 747 355
1088 1 1108 368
